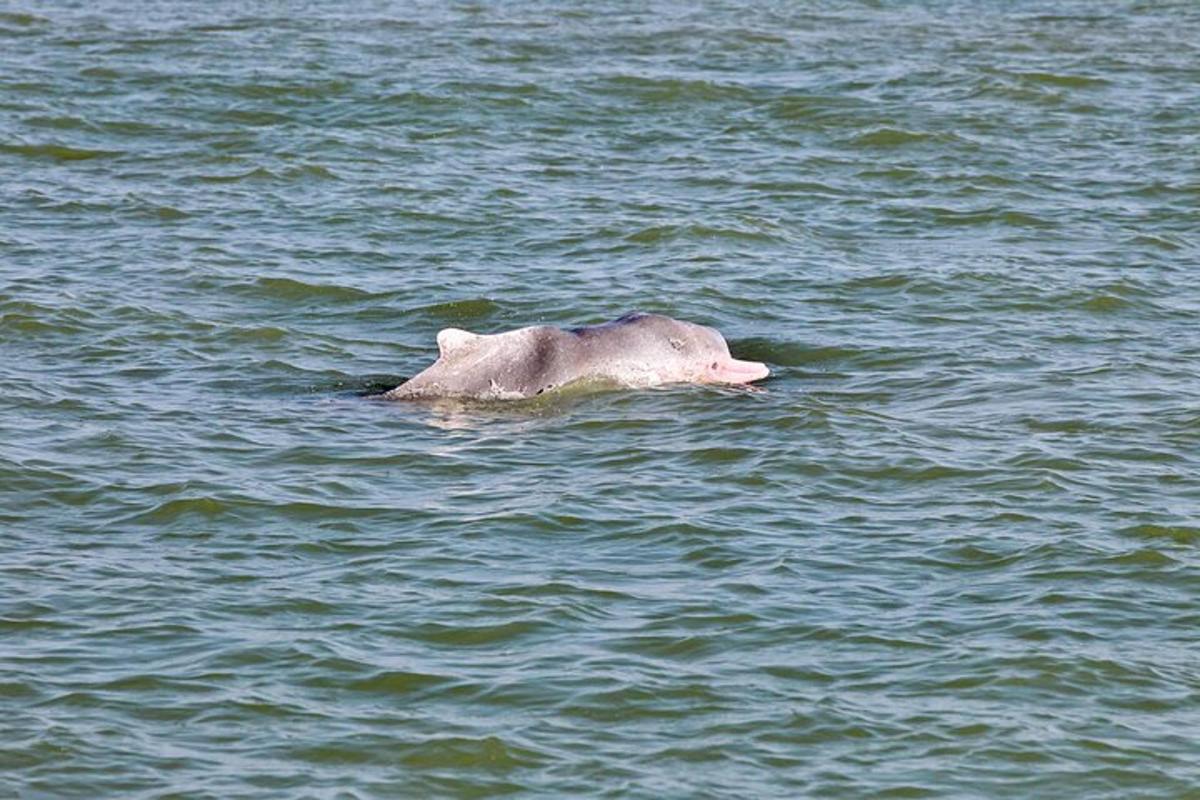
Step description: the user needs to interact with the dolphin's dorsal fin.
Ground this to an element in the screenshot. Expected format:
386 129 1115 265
436 328 482 358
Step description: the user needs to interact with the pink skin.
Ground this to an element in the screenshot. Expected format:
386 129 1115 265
705 356 770 384
386 314 771 401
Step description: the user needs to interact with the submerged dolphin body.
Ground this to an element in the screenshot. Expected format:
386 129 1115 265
382 312 769 401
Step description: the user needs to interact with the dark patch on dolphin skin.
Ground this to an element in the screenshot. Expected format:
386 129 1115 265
382 312 770 402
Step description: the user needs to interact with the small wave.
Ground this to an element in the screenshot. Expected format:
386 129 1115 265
599 75 755 104
0 11 48 26
625 223 781 245
21 115 101 132
0 681 38 700
842 273 913 290
927 543 1025 570
0 311 72 335
1121 525 1200 545
850 127 939 148
0 616 76 633
608 632 719 659
223 324 288 342
563 682 726 722
242 276 373 303
381 89 458 108
688 446 756 465
280 163 339 180
214 108 294 126
92 669 207 692
438 79 544 98
409 126 476 142
842 461 989 484
1004 453 1087 472
1019 416 1101 434
745 178 843 197
127 496 228 524
1103 548 1177 568
149 204 189 220
405 620 549 647
1126 233 1186 251
409 297 501 322
0 142 122 161
1076 294 1134 313
769 93 868 122
492 579 633 603
223 79 354 101
926 207 1055 228
397 735 547 771
35 691 105 710
339 670 453 694
1006 69 1112 89
79 66 120 79
191 167 277 183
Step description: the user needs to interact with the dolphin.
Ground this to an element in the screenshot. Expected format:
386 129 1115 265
382 312 769 401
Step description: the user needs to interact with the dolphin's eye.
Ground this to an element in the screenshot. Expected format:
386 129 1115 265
711 361 719 370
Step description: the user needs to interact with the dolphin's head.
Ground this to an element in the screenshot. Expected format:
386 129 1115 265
615 313 770 386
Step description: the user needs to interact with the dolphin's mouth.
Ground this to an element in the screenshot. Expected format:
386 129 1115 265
709 357 770 384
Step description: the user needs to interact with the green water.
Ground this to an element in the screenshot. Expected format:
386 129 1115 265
2 1 1198 797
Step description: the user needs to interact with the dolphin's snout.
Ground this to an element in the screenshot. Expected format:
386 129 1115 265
709 357 770 385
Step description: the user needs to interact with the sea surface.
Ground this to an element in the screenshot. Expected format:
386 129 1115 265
2 1 1198 797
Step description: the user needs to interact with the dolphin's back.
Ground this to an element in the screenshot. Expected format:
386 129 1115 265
384 325 580 400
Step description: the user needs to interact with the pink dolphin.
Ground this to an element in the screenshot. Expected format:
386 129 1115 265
383 312 769 401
